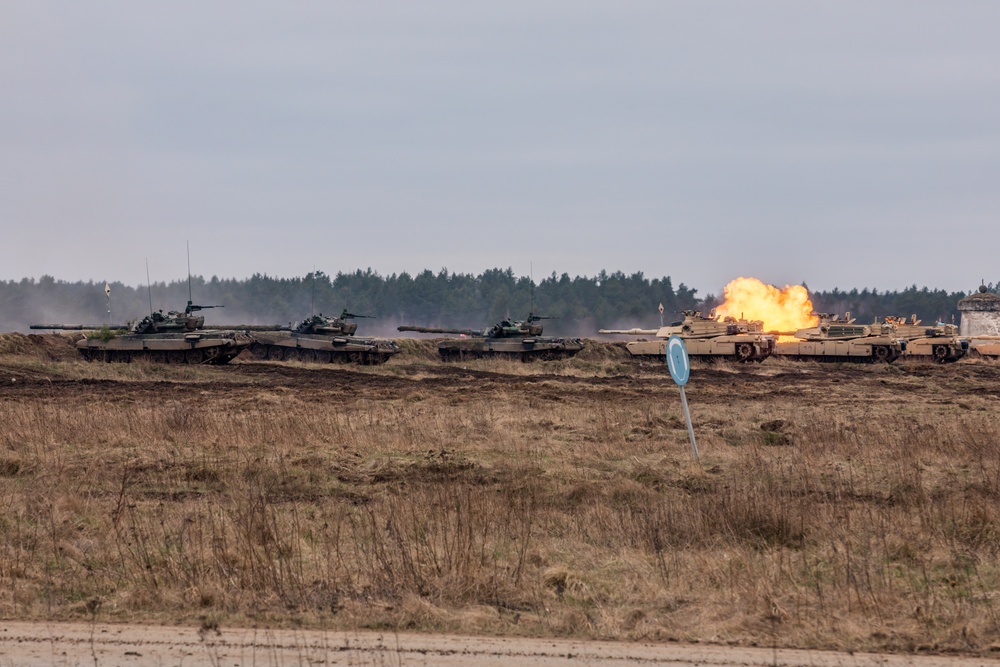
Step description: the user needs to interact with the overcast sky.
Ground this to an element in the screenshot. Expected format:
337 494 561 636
2 2 998 296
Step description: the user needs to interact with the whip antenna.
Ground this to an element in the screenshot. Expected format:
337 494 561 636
145 259 153 317
187 241 193 305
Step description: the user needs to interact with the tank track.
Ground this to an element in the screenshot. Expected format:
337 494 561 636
77 347 242 365
437 348 581 362
631 354 766 363
248 342 395 365
776 347 901 364
911 343 967 363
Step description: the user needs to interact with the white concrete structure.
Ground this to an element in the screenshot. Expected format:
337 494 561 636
958 286 1000 337
958 286 1000 357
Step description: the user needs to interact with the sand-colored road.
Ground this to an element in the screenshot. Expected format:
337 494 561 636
0 623 995 667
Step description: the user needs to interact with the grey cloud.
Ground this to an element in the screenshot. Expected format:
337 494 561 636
1 1 998 295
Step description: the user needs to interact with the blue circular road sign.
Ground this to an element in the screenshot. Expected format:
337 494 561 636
666 335 690 386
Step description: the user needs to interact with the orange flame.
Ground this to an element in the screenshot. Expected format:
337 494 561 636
714 277 817 332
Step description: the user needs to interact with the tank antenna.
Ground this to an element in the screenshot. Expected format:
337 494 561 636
145 259 154 318
530 262 534 317
187 241 193 306
311 265 316 317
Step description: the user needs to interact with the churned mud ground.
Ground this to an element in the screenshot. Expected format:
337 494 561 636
0 333 998 664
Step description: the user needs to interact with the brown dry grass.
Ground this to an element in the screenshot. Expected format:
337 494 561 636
0 333 998 655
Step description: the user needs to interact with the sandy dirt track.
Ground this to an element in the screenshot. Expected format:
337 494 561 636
0 622 996 667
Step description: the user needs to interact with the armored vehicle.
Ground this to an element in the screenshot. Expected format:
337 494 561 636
245 310 399 365
599 310 775 362
772 313 905 363
398 314 583 361
31 302 253 364
884 316 967 362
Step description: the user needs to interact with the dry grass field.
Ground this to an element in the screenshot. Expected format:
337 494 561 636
0 333 998 657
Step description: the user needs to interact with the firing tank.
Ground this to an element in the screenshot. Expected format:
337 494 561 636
31 302 253 364
772 313 905 363
884 315 968 362
243 310 399 365
599 310 775 362
397 314 583 361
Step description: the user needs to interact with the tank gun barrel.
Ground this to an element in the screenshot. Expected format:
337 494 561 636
31 324 130 331
340 309 374 320
230 324 293 332
397 325 480 336
185 301 224 314
598 328 658 336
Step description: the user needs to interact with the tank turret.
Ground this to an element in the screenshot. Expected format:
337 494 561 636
397 314 582 361
125 301 222 334
599 309 775 362
292 309 368 336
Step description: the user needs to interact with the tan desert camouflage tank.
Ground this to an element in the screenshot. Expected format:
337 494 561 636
599 309 775 362
884 315 967 362
772 313 905 363
31 302 253 364
398 314 583 361
244 310 399 365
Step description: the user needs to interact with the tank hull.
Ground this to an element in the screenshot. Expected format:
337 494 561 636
436 337 583 361
966 338 1000 358
773 339 903 363
248 332 399 365
623 335 774 362
76 330 253 364
898 336 967 363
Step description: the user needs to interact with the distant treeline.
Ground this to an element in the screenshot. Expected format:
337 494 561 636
2 270 994 335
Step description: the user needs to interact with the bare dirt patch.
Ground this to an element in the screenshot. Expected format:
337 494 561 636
0 622 994 666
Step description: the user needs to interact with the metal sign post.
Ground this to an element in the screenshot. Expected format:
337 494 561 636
666 335 699 460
